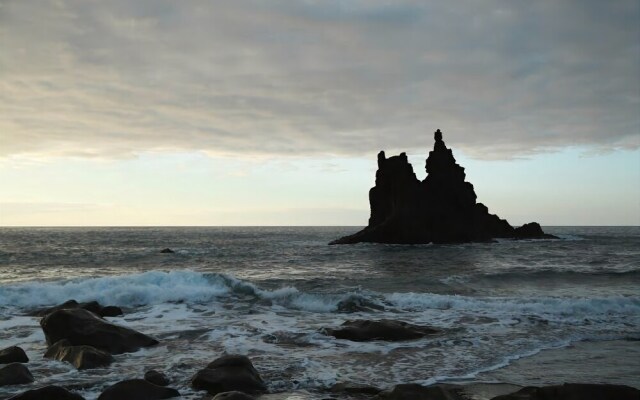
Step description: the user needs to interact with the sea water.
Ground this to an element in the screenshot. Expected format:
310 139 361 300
0 226 638 399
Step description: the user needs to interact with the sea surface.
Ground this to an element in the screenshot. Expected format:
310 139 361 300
0 226 638 399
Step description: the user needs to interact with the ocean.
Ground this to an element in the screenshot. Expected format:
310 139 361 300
0 226 638 399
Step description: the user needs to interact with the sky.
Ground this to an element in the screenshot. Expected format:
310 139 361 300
0 0 638 226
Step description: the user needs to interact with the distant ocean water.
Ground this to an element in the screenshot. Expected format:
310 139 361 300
0 226 638 399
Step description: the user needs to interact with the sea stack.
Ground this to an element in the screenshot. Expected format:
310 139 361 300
331 129 556 244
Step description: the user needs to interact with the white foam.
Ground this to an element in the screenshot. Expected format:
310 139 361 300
385 292 640 318
0 270 230 308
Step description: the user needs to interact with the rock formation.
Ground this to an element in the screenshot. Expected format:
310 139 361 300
331 129 556 244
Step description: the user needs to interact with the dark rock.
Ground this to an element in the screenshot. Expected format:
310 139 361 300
98 305 124 318
330 382 382 395
331 129 557 244
376 383 461 399
32 300 123 318
8 386 86 400
212 392 256 400
191 355 267 396
145 370 170 386
0 346 29 364
324 319 439 342
514 222 555 239
40 308 158 354
97 379 180 400
160 248 175 253
0 363 34 386
491 383 640 400
44 339 114 369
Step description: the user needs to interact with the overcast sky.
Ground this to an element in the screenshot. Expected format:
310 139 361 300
1 0 638 226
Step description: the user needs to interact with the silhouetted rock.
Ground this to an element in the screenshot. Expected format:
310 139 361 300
324 319 439 342
32 300 123 318
97 379 180 400
491 383 640 400
376 383 462 399
160 248 175 253
0 363 34 386
40 308 158 354
212 392 256 400
0 346 28 364
44 339 114 370
144 370 170 386
331 129 557 244
8 386 85 400
191 355 267 396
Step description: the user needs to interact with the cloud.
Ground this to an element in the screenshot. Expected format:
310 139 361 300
0 0 638 160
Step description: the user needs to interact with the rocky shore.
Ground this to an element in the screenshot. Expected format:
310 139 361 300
1 299 637 400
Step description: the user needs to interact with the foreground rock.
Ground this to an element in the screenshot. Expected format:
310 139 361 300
491 383 640 400
191 355 267 396
44 339 114 369
98 379 180 400
330 382 382 396
331 129 557 244
0 363 34 386
144 370 170 386
325 319 439 342
40 308 158 354
0 346 29 364
8 386 85 400
33 300 123 318
376 384 462 399
212 392 256 400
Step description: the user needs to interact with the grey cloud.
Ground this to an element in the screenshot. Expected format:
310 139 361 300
0 0 638 160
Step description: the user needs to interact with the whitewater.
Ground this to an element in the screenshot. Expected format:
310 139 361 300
0 226 638 399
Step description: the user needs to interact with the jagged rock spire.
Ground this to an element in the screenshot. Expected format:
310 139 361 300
330 128 556 244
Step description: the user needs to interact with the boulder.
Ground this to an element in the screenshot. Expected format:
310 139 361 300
40 308 158 354
212 392 256 400
491 383 640 400
0 346 29 364
324 319 439 342
144 370 170 386
97 379 180 400
33 300 123 318
44 339 114 369
330 382 382 395
8 386 85 400
191 355 267 396
376 384 461 400
160 248 175 253
0 363 34 386
331 129 557 244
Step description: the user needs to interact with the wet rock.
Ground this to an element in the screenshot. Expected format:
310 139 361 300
0 363 34 386
212 392 256 400
376 383 461 399
324 319 439 342
40 308 158 354
99 305 124 317
330 382 382 395
191 355 267 396
33 300 123 318
331 129 557 244
145 369 170 386
160 248 175 253
0 346 29 364
98 379 180 400
44 339 114 370
491 383 640 400
8 385 86 400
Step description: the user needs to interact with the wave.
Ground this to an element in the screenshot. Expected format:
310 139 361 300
0 270 638 318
